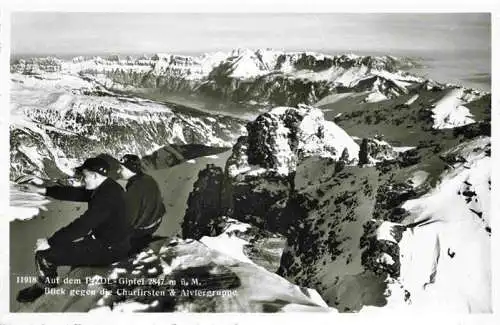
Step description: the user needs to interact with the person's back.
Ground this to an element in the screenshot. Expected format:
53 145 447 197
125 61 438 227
118 154 165 248
125 172 165 235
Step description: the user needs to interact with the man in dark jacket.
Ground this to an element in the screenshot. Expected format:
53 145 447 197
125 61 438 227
17 157 131 303
118 154 165 251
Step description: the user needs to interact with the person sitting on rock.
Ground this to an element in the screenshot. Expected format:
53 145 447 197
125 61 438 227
17 157 132 303
118 154 166 251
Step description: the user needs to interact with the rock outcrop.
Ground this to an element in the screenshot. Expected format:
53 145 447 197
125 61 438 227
223 105 359 234
16 238 328 312
182 165 227 240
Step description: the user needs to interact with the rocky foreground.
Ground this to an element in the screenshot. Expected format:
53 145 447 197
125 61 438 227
16 235 327 313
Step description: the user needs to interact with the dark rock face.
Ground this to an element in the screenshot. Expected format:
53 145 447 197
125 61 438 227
397 149 422 167
221 134 294 234
202 106 407 311
141 144 230 171
182 164 226 240
452 120 491 139
360 221 401 278
246 113 283 168
357 137 398 167
229 172 292 234
276 165 384 311
373 182 417 223
224 135 293 233
358 139 370 166
246 108 304 169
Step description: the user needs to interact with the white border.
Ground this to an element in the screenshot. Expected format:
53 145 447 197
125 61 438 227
0 6 12 319
1 1 499 324
2 0 500 12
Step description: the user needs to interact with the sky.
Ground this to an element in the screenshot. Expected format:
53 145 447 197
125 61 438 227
11 12 491 56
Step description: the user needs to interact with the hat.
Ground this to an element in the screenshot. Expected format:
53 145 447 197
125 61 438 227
75 157 110 176
95 153 121 180
120 154 143 174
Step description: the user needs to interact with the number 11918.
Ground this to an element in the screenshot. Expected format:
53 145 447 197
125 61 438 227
16 276 38 284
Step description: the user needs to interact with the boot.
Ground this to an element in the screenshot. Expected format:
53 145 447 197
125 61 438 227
16 283 45 303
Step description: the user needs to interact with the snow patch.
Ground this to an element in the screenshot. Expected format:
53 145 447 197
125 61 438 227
364 91 388 103
376 253 395 266
432 88 475 129
200 234 253 265
375 221 400 244
393 146 416 153
315 92 355 107
409 170 430 188
405 94 419 105
224 221 252 234
112 302 150 312
323 121 359 161
200 221 255 265
229 53 270 79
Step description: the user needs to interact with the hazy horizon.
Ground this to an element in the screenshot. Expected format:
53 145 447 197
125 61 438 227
12 13 491 56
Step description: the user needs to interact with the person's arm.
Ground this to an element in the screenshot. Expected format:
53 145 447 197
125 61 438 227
45 185 93 202
47 193 111 246
23 183 92 202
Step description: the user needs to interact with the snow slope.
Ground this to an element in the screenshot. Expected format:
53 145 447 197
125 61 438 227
432 88 476 129
200 221 255 265
395 137 491 312
8 182 51 221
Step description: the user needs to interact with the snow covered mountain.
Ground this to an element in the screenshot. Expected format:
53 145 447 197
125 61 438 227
11 49 435 108
10 72 246 181
9 49 491 313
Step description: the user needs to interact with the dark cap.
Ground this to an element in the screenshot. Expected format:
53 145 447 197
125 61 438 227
75 157 110 176
120 154 143 174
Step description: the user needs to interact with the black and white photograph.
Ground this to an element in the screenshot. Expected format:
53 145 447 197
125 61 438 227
5 8 493 315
